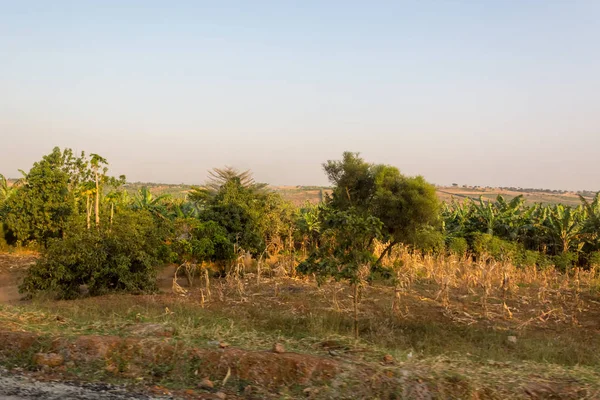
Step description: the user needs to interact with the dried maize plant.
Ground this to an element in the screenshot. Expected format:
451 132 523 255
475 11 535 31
203 266 211 300
537 270 549 305
392 260 411 317
422 252 437 282
256 239 280 284
434 255 455 308
582 265 598 295
331 281 344 312
172 263 191 296
572 267 584 312
351 263 372 339
477 255 496 318
357 263 371 303
458 255 477 295
226 246 247 299
500 261 516 319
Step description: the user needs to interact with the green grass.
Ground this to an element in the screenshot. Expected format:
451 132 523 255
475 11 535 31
2 277 600 398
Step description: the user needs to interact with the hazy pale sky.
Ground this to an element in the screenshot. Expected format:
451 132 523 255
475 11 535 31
1 1 599 190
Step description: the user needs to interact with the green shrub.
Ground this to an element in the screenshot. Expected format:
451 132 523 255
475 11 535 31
20 211 164 299
471 233 516 262
0 223 7 251
553 252 577 273
514 247 540 268
588 251 600 268
413 228 445 254
448 237 468 256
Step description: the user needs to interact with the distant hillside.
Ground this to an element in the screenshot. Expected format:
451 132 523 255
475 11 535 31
437 185 596 206
123 182 596 207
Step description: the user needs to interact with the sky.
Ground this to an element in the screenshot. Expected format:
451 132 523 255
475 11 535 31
1 1 599 190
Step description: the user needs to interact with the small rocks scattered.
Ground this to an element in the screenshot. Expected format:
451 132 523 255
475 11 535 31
272 343 285 354
382 354 395 365
215 391 227 399
199 377 214 389
507 335 518 344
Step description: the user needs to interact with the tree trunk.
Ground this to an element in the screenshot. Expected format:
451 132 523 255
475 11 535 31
109 203 114 231
86 194 91 230
375 240 398 265
94 170 100 228
353 283 359 339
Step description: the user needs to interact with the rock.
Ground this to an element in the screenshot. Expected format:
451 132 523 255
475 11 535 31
32 353 64 368
273 343 285 354
383 354 395 364
215 391 227 399
507 335 517 344
199 377 214 389
219 341 230 349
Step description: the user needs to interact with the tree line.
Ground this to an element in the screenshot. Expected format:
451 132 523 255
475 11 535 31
0 147 598 300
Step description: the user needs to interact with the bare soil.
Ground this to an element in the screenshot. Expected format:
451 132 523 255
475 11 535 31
0 254 36 304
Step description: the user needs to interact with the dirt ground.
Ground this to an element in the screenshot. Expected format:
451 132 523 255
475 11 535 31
0 367 171 399
0 254 36 304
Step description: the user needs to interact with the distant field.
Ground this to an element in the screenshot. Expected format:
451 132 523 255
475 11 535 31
125 182 595 206
437 186 595 206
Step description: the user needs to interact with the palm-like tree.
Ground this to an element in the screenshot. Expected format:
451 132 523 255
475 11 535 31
189 167 267 205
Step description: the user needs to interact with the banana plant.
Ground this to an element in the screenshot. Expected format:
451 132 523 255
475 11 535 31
493 195 525 241
545 204 585 254
579 193 600 249
471 196 497 236
441 198 472 238
132 186 170 220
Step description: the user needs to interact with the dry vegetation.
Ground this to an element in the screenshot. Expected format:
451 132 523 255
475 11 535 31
1 247 599 399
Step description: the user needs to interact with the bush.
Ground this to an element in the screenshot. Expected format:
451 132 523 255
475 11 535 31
20 211 164 299
588 252 600 268
0 224 7 251
513 247 540 268
171 218 235 265
413 228 445 254
553 252 577 273
448 237 468 256
471 233 516 262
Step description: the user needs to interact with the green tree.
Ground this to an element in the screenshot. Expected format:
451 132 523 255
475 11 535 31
20 210 164 299
90 154 108 228
189 166 267 205
1 148 76 246
298 206 383 338
322 152 440 262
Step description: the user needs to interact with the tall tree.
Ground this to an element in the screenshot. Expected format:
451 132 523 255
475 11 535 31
90 154 108 228
1 148 75 245
322 152 440 262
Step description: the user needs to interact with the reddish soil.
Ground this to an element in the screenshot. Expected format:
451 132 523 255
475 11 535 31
0 254 36 304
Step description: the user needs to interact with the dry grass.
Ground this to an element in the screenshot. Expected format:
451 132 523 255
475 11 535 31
2 249 600 398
